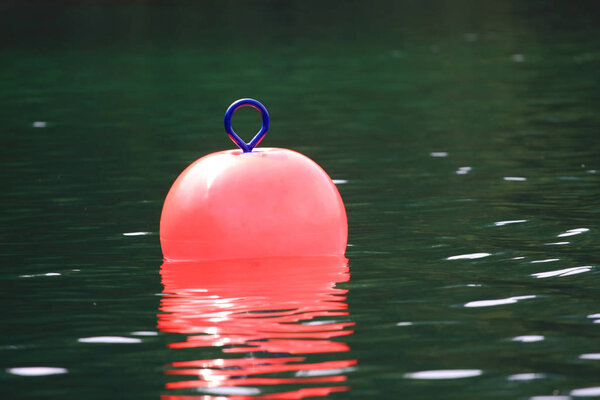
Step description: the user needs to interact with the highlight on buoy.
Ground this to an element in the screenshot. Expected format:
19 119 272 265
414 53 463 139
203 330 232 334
159 98 348 261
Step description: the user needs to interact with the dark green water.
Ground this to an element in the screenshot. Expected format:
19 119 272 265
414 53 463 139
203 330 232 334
1 1 600 399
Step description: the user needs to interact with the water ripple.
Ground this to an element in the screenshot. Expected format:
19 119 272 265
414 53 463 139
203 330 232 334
332 179 348 185
508 373 546 381
20 272 61 278
512 335 545 343
404 370 482 379
7 367 67 376
531 266 592 279
570 387 600 397
495 219 527 226
558 228 589 238
446 253 491 260
78 336 141 344
465 295 536 308
579 354 600 360
199 387 261 396
530 397 571 400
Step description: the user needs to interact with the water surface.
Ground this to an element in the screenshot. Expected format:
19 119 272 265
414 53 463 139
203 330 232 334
1 1 599 399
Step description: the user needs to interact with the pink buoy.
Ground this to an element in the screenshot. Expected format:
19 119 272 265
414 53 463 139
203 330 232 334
160 99 347 261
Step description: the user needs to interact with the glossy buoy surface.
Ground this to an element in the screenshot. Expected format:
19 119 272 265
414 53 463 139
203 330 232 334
160 99 347 261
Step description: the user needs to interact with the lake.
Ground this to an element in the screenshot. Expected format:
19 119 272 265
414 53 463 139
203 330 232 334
1 1 599 399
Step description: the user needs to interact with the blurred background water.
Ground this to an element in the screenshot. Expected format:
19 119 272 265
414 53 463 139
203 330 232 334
1 1 599 399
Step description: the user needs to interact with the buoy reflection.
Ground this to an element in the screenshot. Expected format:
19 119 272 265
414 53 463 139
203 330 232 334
158 256 355 399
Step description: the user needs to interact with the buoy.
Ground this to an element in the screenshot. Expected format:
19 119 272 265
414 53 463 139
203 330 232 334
160 98 347 261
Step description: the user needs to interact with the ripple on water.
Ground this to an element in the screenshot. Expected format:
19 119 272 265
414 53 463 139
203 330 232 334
579 354 600 360
557 228 589 238
512 335 545 343
199 387 261 396
465 295 536 308
295 366 356 377
78 336 141 344
446 253 491 260
20 272 61 278
570 387 600 397
531 266 592 279
404 370 482 379
495 219 527 226
508 373 546 381
7 367 67 376
530 397 571 400
130 331 158 336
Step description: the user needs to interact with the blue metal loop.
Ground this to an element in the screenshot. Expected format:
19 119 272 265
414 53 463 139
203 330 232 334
224 98 270 153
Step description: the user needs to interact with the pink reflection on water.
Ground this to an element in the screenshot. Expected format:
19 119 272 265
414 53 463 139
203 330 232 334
158 256 355 399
